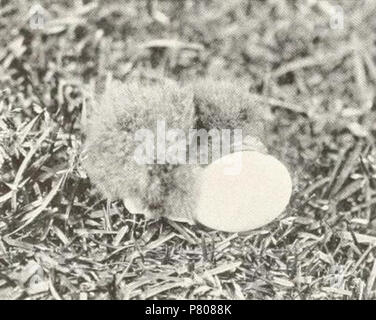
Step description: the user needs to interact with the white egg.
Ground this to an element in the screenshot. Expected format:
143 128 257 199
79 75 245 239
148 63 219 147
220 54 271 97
194 151 292 232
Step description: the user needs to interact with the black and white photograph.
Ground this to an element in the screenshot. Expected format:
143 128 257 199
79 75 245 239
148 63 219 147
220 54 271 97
0 0 376 303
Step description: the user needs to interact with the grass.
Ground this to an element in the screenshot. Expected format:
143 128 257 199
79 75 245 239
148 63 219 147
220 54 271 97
1 0 376 300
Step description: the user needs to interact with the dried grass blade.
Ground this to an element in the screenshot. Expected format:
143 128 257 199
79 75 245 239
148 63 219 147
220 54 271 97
9 173 66 235
327 141 363 198
11 126 52 210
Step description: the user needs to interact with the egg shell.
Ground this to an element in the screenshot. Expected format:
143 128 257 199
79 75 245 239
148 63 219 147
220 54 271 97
194 151 292 232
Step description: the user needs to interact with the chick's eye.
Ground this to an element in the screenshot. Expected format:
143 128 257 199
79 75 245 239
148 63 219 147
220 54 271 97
238 109 249 121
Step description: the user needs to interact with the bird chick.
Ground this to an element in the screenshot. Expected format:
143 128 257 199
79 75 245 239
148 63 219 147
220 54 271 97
83 78 267 224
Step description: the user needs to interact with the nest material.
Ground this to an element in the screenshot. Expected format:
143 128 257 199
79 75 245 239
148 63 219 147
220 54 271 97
83 78 267 223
